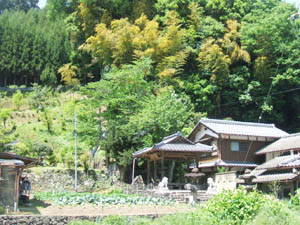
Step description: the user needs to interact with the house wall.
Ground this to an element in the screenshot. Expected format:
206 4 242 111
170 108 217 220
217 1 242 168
266 152 281 161
219 139 269 163
194 126 218 142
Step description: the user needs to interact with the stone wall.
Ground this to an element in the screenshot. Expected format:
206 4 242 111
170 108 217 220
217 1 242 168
0 215 100 225
0 215 159 225
23 168 117 193
215 171 237 193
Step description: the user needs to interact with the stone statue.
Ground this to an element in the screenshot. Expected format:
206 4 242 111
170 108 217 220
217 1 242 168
206 177 216 195
158 177 169 191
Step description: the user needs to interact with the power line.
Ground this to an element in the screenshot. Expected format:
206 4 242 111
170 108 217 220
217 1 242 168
219 86 300 108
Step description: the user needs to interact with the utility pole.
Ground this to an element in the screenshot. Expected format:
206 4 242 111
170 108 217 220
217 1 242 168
75 110 78 192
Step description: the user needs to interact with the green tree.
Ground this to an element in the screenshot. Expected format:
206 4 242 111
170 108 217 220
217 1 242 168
0 108 12 127
0 0 38 13
12 90 23 110
0 10 70 86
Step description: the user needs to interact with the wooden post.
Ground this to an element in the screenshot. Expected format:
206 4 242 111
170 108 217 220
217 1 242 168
14 167 21 212
147 159 150 184
154 160 157 181
161 157 165 179
196 154 201 169
291 182 295 196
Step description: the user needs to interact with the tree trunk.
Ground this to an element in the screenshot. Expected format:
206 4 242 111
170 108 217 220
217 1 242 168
106 149 110 169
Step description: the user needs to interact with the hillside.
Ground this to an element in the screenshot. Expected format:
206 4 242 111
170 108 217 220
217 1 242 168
0 87 104 168
0 0 300 173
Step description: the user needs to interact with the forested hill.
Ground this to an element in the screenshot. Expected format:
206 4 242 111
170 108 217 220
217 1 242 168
1 0 300 168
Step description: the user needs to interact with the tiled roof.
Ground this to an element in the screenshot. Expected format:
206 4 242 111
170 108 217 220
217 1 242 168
0 159 24 166
255 155 300 170
189 118 288 139
256 133 300 155
253 173 299 183
132 147 153 157
194 159 258 168
132 132 215 157
155 143 214 152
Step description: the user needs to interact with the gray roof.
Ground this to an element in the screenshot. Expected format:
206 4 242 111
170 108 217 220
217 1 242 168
253 173 299 183
0 159 24 166
189 118 288 139
194 159 258 168
256 133 300 155
256 155 300 170
132 132 215 157
155 143 213 152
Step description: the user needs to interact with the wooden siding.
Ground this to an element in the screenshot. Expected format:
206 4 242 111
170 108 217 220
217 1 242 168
219 139 268 163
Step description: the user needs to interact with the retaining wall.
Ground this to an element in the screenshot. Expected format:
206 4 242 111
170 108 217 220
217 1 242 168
0 215 101 225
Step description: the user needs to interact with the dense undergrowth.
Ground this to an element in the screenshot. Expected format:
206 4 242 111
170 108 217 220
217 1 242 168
69 188 300 225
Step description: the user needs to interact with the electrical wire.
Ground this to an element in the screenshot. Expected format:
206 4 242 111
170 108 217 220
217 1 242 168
257 10 300 122
219 87 300 108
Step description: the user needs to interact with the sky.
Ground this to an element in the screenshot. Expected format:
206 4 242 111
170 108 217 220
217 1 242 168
37 0 299 9
38 0 47 9
286 0 300 7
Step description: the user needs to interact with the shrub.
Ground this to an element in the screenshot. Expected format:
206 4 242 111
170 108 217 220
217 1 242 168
289 188 300 210
205 188 269 225
12 90 23 110
249 201 300 225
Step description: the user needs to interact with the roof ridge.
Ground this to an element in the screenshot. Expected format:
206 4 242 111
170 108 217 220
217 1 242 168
281 132 300 138
200 118 275 128
279 154 300 166
162 131 182 141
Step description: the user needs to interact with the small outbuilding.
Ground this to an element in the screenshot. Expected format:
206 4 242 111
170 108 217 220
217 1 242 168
132 132 215 186
0 152 37 211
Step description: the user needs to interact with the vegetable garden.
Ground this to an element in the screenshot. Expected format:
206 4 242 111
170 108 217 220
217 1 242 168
34 192 174 206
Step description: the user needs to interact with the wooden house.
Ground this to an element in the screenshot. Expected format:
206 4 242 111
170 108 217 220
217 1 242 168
249 133 300 197
187 118 288 174
0 152 37 211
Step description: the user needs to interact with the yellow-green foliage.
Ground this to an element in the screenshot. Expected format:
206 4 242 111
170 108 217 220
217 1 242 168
12 90 23 110
58 63 80 87
198 20 250 87
0 108 12 127
82 13 187 83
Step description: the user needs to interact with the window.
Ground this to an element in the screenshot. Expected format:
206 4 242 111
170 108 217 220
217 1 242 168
231 142 239 151
231 141 248 152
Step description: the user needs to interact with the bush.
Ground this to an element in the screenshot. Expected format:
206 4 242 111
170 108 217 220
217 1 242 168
12 90 23 110
205 188 269 225
289 188 300 210
249 201 300 225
